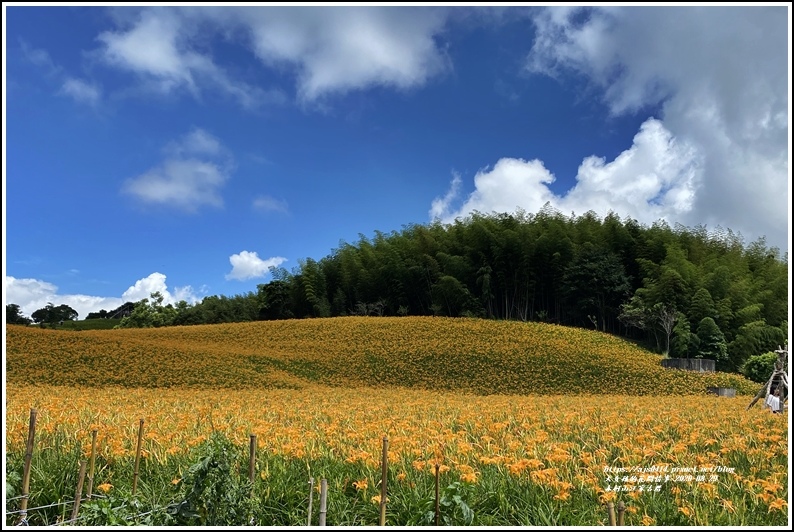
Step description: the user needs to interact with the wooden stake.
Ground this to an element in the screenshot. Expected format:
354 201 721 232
18 408 38 525
307 477 314 526
379 436 388 526
607 501 616 526
434 463 440 526
70 461 88 521
617 501 625 526
132 419 144 496
249 434 257 484
319 479 328 526
86 429 98 500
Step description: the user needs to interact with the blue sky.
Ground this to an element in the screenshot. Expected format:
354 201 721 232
3 5 791 320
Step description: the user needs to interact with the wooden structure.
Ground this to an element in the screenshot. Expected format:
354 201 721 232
747 345 788 411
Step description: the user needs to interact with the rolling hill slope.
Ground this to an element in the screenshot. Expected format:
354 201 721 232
5 317 757 394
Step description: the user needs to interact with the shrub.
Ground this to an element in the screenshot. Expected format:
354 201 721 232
740 351 779 383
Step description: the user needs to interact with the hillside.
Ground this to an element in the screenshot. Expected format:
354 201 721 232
5 317 757 394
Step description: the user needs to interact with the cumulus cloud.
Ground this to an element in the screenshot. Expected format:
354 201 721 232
521 6 789 251
120 272 200 304
5 273 201 320
122 128 233 212
432 118 703 228
226 251 287 281
60 77 102 106
252 195 289 214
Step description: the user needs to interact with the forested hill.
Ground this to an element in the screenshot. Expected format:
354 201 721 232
100 210 787 374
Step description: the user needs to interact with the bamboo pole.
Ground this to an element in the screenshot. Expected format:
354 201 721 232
131 419 144 496
18 408 38 525
318 479 328 526
307 477 315 526
70 461 88 521
379 436 389 526
607 501 616 526
249 434 257 483
434 463 440 526
86 429 98 500
617 501 625 526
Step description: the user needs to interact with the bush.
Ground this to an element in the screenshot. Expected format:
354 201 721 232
740 352 779 383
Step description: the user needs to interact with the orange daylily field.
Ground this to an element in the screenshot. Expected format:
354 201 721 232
4 317 789 525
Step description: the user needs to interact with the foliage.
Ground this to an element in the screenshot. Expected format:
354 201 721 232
696 317 728 363
30 302 78 327
740 351 780 383
167 433 255 526
422 481 475 525
6 304 32 325
117 292 177 328
38 209 784 376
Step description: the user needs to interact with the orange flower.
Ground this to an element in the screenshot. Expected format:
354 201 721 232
767 498 787 513
353 479 368 491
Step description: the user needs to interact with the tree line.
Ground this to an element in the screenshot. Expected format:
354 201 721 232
7 208 788 374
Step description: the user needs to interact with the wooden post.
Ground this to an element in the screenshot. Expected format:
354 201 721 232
319 479 328 526
131 419 144 496
70 461 88 521
607 501 616 526
379 436 388 526
86 429 98 500
249 434 257 484
434 463 440 526
18 408 38 525
617 501 625 526
307 477 314 526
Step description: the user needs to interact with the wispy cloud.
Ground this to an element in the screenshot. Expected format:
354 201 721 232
237 6 451 103
60 77 102 106
89 7 451 108
20 40 101 106
19 40 61 76
225 251 287 281
252 195 289 214
121 128 234 212
95 8 286 109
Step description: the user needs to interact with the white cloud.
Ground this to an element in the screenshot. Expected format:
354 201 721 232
120 272 199 305
226 251 287 281
5 273 201 320
122 128 233 212
431 118 703 228
96 8 285 109
522 6 789 251
253 195 289 214
238 7 450 102
90 7 450 106
60 77 102 106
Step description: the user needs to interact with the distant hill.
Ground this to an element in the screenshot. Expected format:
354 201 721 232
5 317 757 394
